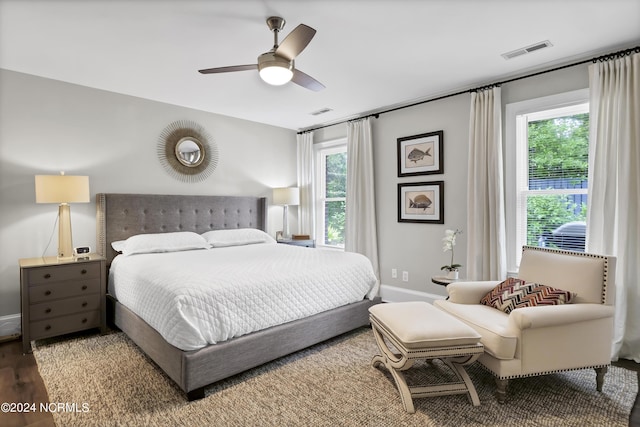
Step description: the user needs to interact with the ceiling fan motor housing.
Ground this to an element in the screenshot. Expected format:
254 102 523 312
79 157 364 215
258 52 293 71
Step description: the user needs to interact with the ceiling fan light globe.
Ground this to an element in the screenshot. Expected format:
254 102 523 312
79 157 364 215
259 65 293 85
258 52 294 86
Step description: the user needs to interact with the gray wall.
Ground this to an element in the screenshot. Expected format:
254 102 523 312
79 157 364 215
315 62 590 298
0 61 592 320
0 69 297 318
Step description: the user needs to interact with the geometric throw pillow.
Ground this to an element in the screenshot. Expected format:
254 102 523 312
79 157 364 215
480 277 575 314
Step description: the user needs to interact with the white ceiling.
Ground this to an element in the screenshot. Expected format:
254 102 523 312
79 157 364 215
1 1 639 131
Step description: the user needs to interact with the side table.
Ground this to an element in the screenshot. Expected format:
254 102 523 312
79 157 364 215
431 275 459 286
20 254 106 353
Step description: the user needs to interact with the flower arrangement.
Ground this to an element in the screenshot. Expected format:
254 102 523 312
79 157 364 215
441 228 463 272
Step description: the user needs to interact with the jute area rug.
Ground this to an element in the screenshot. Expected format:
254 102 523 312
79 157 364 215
33 328 636 427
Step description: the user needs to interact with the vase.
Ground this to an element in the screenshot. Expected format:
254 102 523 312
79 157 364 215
447 270 459 280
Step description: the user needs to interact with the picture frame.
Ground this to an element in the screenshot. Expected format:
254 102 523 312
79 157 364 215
398 181 444 224
397 130 444 177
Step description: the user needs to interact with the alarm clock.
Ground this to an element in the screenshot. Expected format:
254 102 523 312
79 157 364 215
74 246 91 256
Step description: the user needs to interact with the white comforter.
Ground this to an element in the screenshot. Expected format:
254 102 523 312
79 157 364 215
109 243 377 351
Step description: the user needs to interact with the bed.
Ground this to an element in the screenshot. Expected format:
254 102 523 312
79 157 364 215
96 193 380 400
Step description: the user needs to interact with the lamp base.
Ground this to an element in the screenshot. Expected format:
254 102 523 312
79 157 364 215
57 203 74 260
282 204 290 240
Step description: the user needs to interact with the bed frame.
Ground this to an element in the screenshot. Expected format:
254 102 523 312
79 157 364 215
96 193 378 400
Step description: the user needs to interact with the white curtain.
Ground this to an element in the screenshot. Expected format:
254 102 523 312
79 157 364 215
587 52 640 362
466 87 507 280
346 118 380 295
296 131 316 238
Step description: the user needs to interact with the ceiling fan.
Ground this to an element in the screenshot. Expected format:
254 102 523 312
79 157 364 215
198 16 325 91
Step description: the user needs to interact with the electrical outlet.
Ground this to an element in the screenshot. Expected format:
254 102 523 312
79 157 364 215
402 271 409 282
391 268 397 278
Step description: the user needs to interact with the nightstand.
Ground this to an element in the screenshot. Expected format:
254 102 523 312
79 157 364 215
278 239 316 248
19 254 106 353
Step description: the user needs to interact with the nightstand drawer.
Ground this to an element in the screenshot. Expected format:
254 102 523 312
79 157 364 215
26 262 101 285
29 279 100 303
30 295 101 321
30 310 101 341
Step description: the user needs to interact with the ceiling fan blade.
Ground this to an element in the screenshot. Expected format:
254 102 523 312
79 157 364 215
292 69 325 92
198 64 257 74
275 24 316 60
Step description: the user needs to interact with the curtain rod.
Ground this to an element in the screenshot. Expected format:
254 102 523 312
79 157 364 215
297 45 639 135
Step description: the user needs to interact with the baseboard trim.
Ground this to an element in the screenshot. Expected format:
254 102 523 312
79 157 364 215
379 284 446 304
0 313 21 341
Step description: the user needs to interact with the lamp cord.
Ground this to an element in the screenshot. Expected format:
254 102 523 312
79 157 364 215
41 210 59 259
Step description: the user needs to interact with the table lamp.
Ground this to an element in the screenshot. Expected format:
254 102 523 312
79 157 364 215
273 187 299 240
35 172 90 260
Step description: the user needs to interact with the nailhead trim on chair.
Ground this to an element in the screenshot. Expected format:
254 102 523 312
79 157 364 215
479 362 610 380
522 246 611 304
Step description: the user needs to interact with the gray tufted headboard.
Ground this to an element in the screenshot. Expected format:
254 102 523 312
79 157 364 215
96 193 267 265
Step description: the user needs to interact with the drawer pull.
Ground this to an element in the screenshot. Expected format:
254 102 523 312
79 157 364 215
81 302 88 307
45 308 52 314
81 318 88 324
81 285 88 291
81 269 87 275
44 273 51 279
44 290 52 296
44 325 51 331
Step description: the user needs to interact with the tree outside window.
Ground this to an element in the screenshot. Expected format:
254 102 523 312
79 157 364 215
521 107 589 252
324 151 346 246
315 141 347 248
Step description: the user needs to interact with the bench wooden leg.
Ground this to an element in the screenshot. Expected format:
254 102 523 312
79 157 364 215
371 324 416 413
444 357 481 406
370 319 483 413
388 361 416 413
370 322 414 371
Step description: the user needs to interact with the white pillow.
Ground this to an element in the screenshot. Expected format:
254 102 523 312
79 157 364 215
116 232 210 256
111 240 126 253
202 228 276 248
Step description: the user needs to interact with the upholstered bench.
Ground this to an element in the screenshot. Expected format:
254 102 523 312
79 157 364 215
369 301 484 413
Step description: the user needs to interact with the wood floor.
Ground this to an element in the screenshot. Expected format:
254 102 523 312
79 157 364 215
0 339 53 427
1 337 639 427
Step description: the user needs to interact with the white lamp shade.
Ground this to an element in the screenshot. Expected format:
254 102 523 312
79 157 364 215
273 187 300 206
35 175 90 204
259 65 293 86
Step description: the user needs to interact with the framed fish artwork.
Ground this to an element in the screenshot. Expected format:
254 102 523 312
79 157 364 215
397 130 444 177
398 181 444 223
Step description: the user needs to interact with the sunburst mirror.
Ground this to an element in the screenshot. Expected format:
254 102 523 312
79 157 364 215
157 120 219 182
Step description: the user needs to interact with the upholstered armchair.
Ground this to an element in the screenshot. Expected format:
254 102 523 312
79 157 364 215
434 246 616 403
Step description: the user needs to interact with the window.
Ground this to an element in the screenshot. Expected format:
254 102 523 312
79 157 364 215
506 89 589 271
314 139 347 248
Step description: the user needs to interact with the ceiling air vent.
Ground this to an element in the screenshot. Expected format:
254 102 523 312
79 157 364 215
310 108 333 116
502 40 553 60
